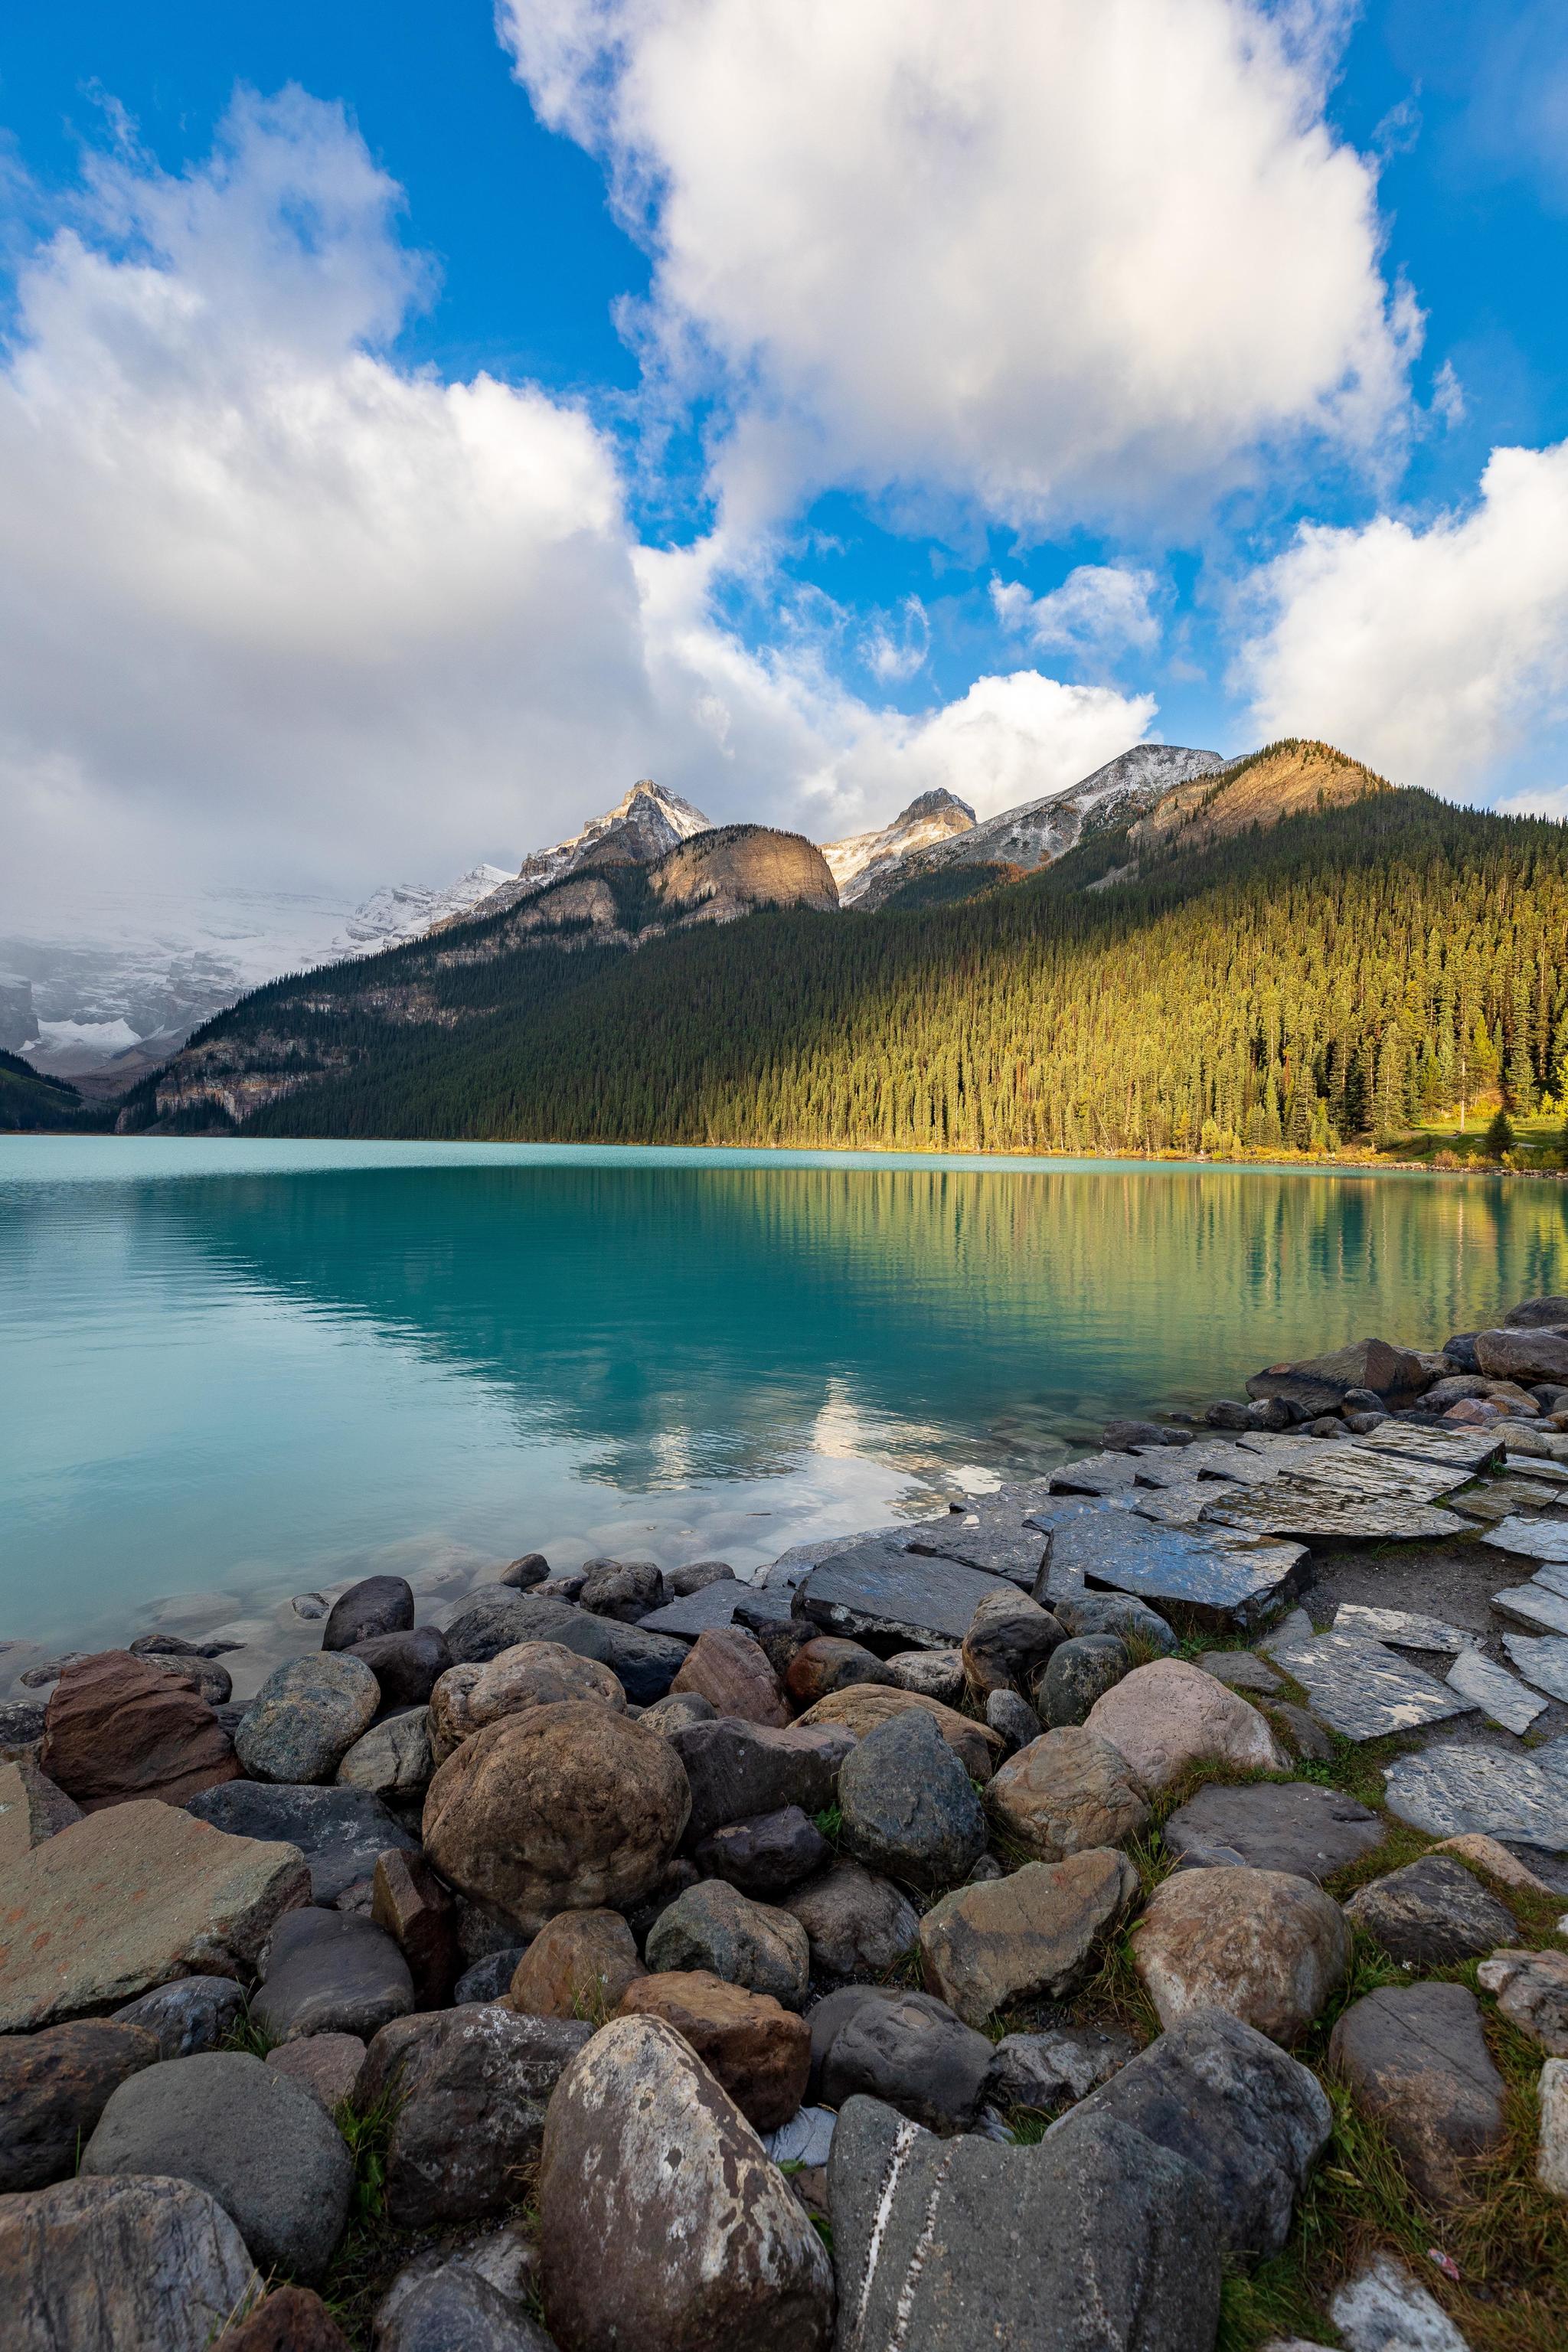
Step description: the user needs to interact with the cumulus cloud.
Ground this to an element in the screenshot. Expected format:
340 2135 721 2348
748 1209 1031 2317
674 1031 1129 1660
0 90 1156 923
1235 440 1568 802
501 0 1415 533
991 566 1160 661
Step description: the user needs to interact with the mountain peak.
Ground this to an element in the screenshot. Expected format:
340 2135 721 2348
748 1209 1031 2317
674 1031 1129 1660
823 789 977 903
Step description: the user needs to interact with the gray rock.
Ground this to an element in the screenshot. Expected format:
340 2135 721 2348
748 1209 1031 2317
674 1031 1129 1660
692 1805 832 1896
110 1975 245 2060
0 2020 161 2192
322 1575 414 1651
1329 2254 1470 2352
357 2006 591 2229
185 1780 420 1902
1104 1419 1193 1452
1263 1631 1475 1743
1035 1505 1307 1635
644 1878 809 2007
80 2049 353 2280
818 1989 995 2132
838 1708 986 1890
1445 1648 1548 1734
348 1627 451 1706
498 1553 549 1589
665 1716 851 1841
1047 1585 1179 1653
1037 1633 1131 1725
578 1557 664 1622
1344 1854 1519 1965
454 1948 527 2004
668 1559 737 1596
139 1652 234 1707
1266 1701 1337 1763
1197 1650 1282 1694
0 2174 261 2352
254 1907 415 2042
1382 1742 1568 1852
266 2032 365 2113
1161 1782 1387 1883
782 1860 920 1981
886 1647 965 1703
798 1538 1016 1648
292 1592 329 1620
1207 1400 1253 1429
1330 1981 1507 2207
1505 1295 1568 1330
828 2094 1222 2352
641 1580 790 1639
441 1587 688 1703
639 1690 717 1733
0 1696 48 1752
1066 2008 1331 2253
961 1589 1064 1697
985 1688 1043 1753
235 1654 381 1784
336 1709 433 1801
374 2267 556 2352
988 2026 1136 2111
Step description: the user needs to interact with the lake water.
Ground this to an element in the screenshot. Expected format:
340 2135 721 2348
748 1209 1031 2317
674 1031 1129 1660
4 1139 1566 1667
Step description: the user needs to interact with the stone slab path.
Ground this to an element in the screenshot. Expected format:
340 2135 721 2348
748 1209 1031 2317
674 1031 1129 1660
1383 1741 1568 1851
1444 1647 1548 1735
1264 1631 1475 1743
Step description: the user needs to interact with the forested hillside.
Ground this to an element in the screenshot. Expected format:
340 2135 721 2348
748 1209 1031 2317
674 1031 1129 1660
0 1050 103 1132
126 777 1568 1158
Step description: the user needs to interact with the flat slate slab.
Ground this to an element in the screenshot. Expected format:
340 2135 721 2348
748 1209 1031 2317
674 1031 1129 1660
1047 1453 1145 1497
1265 1632 1476 1743
1491 1582 1568 1638
1383 1742 1568 1851
906 1517 1049 1591
1494 1452 1568 1485
1348 1424 1505 1475
796 1540 1011 1648
639 1580 794 1639
1161 1781 1387 1881
1501 1633 1568 1702
1482 1517 1568 1565
1125 1443 1271 1490
1446 1648 1548 1735
1331 1605 1479 1655
1233 1439 1468 1506
1201 1488 1472 1544
1029 1507 1306 1633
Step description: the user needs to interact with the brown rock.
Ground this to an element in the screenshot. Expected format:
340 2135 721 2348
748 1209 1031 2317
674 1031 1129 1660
537 2014 833 2352
670 1628 790 1726
1330 1981 1507 2206
0 2020 161 2191
371 1849 459 2007
428 1642 626 1764
39 1651 240 1812
266 2034 365 2113
1475 1328 1568 1384
1432 1835 1554 1893
920 1851 1139 2028
792 1682 1003 1781
0 1759 82 1872
216 2285 351 2350
1132 1866 1351 2046
1477 1949 1568 2053
422 1700 690 1937
616 1969 810 2130
1084 1658 1285 1793
508 1909 645 2023
0 1800 310 2033
985 1727 1150 1860
783 1637 895 1707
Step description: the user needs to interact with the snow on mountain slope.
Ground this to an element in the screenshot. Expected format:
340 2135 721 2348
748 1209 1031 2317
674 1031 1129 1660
823 789 976 906
462 782 713 923
335 866 513 952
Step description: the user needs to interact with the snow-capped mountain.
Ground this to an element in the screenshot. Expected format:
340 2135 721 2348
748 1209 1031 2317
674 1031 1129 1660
822 789 976 906
462 781 713 923
334 866 514 952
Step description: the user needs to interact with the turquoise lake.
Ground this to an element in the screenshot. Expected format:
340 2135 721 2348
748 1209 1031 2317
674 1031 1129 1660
3 1139 1566 1661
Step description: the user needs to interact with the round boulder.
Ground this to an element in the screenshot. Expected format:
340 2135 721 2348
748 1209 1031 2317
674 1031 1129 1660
886 1648 965 1704
1132 1866 1351 2047
508 1910 646 2023
1084 1658 1285 1793
616 1970 811 2132
429 1644 626 1765
837 1708 988 1890
235 1655 381 1785
962 1590 1065 1699
1036 1634 1131 1727
346 1627 451 1708
670 1628 789 1728
322 1575 413 1652
985 1726 1150 1861
782 1860 920 1981
0 2174 261 2352
644 1878 809 2008
422 1700 691 1937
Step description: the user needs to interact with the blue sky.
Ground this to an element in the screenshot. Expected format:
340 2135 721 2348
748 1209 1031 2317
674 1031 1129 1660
2 2 1567 916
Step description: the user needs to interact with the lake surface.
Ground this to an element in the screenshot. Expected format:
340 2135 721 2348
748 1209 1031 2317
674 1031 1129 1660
4 1140 1566 1666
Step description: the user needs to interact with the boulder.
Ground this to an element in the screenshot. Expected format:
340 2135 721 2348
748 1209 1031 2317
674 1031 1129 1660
186 1780 417 1904
453 1949 527 2004
1328 2255 1470 2352
1132 1867 1351 2046
218 2285 351 2350
1161 1782 1387 1883
537 2014 832 2352
498 1553 550 1589
961 1589 1064 1697
266 2034 365 2113
429 1642 626 1764
782 1860 920 1981
1476 1949 1568 2053
577 1558 663 1622
920 1851 1139 2027
985 1726 1150 1861
838 1708 986 1890
0 1801 309 2033
1104 1419 1193 1452
1475 1328 1568 1385
1036 1633 1131 1726
645 1878 809 2007
346 1627 451 1707
1505 1295 1568 1330
253 1907 414 2043
38 1651 239 1812
1266 1702 1337 1764
665 1717 850 1841
640 1690 717 1734
236 1655 380 1785
441 1587 688 1703
783 1636 895 1707
1085 1658 1285 1792
0 2174 260 2352
0 2020 161 2192
112 1975 246 2060
1539 2057 1568 2200
335 1711 433 1802
0 1758 80 1871
828 2095 1222 2352
617 1969 811 2130
792 1682 1002 1780
81 2050 354 2280
322 1575 414 1651
1067 2007 1331 2254
371 1849 460 2008
0 1695 49 1755
371 2268 554 2352
422 1700 690 1936
1330 1981 1507 2206
885 1648 965 1704
692 1805 832 1896
1344 1855 1518 1965
670 1627 789 1726
507 1909 645 2021
816 1988 993 2132
988 2025 1136 2110
983 1688 1042 1754
668 1560 737 1597
1050 1587 1179 1653
1246 1338 1426 1412
356 2006 591 2228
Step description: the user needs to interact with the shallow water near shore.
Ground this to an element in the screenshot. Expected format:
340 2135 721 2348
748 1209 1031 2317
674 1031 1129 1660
4 1138 1566 1665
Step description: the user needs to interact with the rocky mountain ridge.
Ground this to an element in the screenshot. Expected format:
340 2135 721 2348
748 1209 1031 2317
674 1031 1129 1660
822 789 977 905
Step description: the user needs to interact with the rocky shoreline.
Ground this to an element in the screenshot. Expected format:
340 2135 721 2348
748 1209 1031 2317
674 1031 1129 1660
5 1308 1568 2350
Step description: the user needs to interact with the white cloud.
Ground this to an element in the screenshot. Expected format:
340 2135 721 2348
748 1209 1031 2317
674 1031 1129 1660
991 565 1159 660
1235 440 1568 802
861 596 930 684
0 90 1157 925
501 0 1415 534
